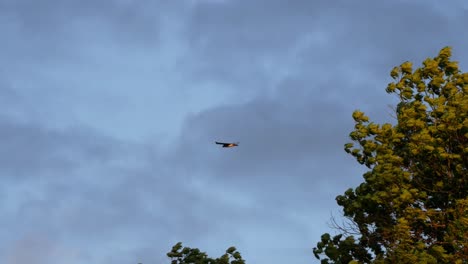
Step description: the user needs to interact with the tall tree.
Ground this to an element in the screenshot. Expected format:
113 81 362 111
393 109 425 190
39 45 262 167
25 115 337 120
313 47 468 263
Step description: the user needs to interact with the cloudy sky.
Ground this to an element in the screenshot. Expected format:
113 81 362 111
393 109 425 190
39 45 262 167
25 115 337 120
1 0 467 263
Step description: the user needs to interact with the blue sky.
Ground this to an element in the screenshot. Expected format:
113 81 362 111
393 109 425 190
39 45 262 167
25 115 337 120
1 1 467 264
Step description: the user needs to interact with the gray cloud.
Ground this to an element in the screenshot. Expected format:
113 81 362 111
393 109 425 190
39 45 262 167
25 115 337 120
0 118 120 180
1 0 163 43
0 117 213 263
1 0 468 264
3 233 81 264
0 0 190 68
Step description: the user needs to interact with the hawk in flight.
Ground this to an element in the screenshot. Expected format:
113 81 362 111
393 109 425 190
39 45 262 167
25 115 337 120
215 141 239 148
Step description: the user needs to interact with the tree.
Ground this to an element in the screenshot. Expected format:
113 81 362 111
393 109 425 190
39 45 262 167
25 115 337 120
166 242 245 264
313 47 468 263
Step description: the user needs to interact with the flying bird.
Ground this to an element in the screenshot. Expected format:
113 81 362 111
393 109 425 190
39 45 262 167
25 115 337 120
215 141 239 148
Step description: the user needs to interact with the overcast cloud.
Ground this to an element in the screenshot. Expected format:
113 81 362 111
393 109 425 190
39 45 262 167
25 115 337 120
1 1 467 264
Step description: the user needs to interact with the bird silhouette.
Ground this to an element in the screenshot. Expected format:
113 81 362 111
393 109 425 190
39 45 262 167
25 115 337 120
215 141 239 148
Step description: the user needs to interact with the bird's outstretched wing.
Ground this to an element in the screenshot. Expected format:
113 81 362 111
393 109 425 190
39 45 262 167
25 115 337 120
215 142 227 145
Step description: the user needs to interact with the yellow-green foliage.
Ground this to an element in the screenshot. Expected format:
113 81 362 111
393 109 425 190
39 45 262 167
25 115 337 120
314 47 468 263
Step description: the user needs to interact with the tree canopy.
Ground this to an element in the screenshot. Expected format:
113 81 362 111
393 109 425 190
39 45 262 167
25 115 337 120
165 242 245 264
313 47 468 263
